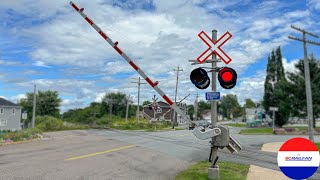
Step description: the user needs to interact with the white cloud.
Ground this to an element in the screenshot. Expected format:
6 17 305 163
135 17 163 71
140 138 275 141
94 92 106 103
32 60 51 68
0 0 318 112
282 58 299 74
8 94 27 104
308 0 320 11
226 70 266 105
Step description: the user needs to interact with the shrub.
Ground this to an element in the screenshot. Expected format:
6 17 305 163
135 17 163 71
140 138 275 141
0 128 42 142
36 116 64 131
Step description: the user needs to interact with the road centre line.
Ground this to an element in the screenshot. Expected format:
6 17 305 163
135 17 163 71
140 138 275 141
65 145 135 161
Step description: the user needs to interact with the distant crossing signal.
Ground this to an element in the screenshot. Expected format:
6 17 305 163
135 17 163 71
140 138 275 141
218 67 237 89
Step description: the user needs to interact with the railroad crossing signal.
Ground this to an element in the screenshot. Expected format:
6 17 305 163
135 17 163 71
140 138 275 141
190 67 237 89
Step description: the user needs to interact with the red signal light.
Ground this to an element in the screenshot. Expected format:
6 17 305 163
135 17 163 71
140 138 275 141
222 71 233 82
218 67 237 89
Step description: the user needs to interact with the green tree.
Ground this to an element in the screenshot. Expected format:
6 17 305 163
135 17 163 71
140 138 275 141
187 105 194 120
243 99 256 108
143 101 151 106
198 100 210 119
287 54 320 127
19 90 61 126
101 92 132 118
263 46 289 127
220 94 242 119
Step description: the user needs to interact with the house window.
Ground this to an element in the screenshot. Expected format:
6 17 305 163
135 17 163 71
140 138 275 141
0 119 7 126
0 108 3 114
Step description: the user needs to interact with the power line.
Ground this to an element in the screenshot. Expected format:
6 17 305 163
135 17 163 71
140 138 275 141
288 25 320 142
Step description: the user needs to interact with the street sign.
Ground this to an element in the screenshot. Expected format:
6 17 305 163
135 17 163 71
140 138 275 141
22 112 27 120
270 107 279 111
205 92 220 101
197 31 232 64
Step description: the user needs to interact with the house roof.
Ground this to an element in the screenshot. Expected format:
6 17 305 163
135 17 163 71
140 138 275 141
0 98 19 107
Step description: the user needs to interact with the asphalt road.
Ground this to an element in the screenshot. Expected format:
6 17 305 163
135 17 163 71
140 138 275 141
0 130 190 180
1 127 320 180
89 126 320 180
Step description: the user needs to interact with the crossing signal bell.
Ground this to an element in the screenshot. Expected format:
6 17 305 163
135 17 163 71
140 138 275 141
218 67 237 89
190 68 210 89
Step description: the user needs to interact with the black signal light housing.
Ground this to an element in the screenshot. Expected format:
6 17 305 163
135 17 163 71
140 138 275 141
190 68 210 89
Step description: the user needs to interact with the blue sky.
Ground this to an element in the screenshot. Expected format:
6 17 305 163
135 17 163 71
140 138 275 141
0 0 319 112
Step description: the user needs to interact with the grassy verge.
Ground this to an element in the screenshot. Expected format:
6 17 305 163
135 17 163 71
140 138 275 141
175 161 249 180
144 127 185 132
36 116 90 132
239 128 273 134
0 128 42 144
226 123 246 128
109 118 172 131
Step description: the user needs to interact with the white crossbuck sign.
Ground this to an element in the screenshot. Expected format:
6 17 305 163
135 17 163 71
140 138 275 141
197 31 232 64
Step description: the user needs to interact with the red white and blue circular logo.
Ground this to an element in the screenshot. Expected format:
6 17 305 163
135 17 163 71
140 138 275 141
277 137 320 179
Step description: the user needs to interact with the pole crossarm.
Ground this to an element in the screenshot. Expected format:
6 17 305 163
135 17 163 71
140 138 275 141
288 36 320 46
290 25 319 38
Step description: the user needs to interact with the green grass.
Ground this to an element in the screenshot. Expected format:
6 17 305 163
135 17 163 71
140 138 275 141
239 128 273 134
110 118 172 131
144 127 186 132
226 123 246 128
175 161 249 180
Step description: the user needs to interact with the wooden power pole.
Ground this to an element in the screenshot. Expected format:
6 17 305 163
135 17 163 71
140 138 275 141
131 77 146 124
289 25 320 142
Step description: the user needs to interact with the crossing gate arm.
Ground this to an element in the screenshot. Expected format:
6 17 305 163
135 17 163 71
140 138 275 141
69 1 219 140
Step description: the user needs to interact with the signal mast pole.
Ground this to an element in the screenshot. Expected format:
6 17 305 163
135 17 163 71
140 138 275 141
209 30 219 178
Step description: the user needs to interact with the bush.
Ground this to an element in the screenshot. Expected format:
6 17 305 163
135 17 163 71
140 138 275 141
0 128 42 142
36 116 64 131
36 116 89 131
109 117 171 130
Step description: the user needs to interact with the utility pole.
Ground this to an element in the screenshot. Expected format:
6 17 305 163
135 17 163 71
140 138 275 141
131 77 147 124
105 98 116 120
194 93 199 120
32 84 36 128
125 95 132 123
172 66 183 128
289 25 320 142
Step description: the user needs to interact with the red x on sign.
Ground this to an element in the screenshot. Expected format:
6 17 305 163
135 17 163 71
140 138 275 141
197 31 232 64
